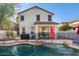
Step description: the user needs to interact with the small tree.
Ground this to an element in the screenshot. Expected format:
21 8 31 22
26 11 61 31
2 18 14 30
13 16 19 36
0 3 18 29
58 24 71 31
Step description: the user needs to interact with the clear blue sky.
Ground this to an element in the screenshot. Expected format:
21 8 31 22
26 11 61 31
18 3 79 23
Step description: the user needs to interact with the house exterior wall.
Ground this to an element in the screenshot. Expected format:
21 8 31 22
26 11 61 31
19 7 53 34
58 21 79 31
69 21 79 27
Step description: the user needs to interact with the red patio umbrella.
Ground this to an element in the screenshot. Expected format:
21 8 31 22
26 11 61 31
77 25 79 35
49 26 55 43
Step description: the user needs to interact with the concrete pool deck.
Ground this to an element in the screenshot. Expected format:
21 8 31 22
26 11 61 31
0 39 73 46
0 40 44 46
0 39 79 50
63 42 79 50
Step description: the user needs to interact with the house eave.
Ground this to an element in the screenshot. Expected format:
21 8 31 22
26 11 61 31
18 6 54 15
34 21 59 25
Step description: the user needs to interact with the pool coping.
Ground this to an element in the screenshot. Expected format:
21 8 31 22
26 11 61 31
0 39 73 46
64 43 79 50
0 40 46 46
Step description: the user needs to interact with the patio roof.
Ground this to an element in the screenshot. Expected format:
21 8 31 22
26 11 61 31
34 22 59 25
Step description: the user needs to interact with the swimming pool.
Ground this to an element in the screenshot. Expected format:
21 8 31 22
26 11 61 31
0 44 79 56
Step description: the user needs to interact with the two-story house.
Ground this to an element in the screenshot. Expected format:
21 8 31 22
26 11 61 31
18 6 59 38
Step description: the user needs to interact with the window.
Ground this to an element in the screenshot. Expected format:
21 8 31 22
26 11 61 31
20 16 24 21
22 27 25 34
36 15 40 21
48 15 52 21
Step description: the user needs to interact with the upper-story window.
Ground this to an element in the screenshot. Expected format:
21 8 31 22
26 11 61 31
36 15 40 21
20 16 24 21
48 15 52 21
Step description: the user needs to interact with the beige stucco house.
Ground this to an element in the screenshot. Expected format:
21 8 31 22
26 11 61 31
59 20 79 31
18 6 59 37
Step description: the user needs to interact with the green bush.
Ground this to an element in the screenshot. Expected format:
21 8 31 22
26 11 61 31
58 24 71 31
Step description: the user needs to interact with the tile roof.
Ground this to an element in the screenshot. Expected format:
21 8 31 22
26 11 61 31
62 19 79 24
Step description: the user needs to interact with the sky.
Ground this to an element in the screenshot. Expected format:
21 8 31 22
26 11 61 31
18 3 79 23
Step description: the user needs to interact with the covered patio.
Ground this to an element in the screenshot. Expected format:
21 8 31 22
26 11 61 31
34 22 59 39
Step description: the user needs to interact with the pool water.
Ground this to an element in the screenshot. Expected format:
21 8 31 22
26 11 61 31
0 44 79 56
